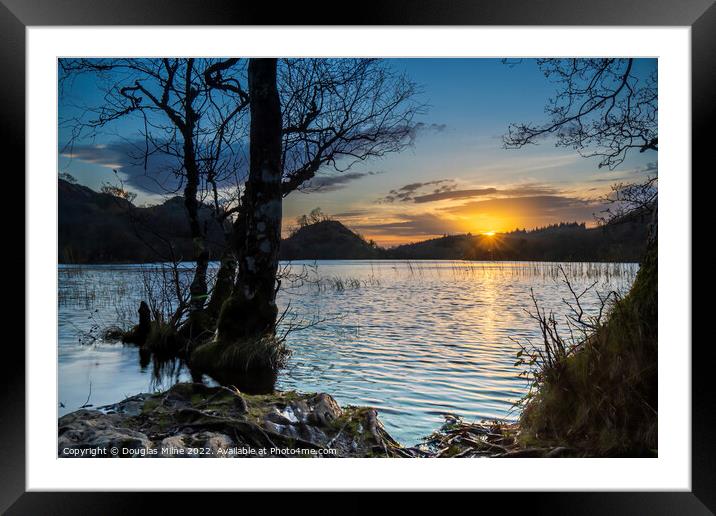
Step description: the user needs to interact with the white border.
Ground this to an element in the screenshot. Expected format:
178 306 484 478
28 27 691 491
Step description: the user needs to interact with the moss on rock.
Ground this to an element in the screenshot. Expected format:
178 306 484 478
58 382 411 458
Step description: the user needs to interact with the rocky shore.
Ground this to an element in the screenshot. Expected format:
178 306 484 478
59 382 568 458
58 382 420 458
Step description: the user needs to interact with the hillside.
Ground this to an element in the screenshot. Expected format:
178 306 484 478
388 220 649 262
280 220 384 260
59 180 650 263
59 179 226 263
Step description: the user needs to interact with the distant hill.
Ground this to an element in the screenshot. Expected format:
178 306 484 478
59 179 650 263
59 179 226 263
387 219 650 262
280 220 384 260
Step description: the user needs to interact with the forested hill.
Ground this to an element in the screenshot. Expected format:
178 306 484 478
281 220 384 260
59 179 649 263
58 179 226 263
386 220 649 262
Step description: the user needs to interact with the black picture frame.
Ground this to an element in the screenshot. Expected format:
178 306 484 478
2 0 711 510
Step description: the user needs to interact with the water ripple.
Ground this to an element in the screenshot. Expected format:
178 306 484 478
58 260 638 445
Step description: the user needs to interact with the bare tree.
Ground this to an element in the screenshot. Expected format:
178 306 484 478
214 58 283 344
208 59 425 319
59 58 250 325
61 58 424 374
596 176 658 225
503 58 658 242
213 58 424 359
504 59 659 450
504 58 657 170
279 59 424 193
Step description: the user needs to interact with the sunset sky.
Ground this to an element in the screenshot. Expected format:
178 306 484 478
58 58 657 247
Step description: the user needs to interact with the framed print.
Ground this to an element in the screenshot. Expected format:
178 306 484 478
2 0 712 510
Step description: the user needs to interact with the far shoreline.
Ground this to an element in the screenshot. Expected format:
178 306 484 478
58 258 641 266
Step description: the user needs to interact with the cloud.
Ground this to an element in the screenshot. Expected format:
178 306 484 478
378 181 561 204
332 209 370 218
402 122 449 142
61 143 129 169
64 140 388 197
413 187 499 203
412 122 448 134
642 161 658 173
61 140 249 196
301 171 380 193
413 185 560 204
377 179 456 203
591 161 658 183
442 195 607 225
352 212 463 237
61 141 187 195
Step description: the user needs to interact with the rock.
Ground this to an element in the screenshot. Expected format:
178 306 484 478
156 433 234 458
201 432 234 457
58 410 151 457
297 423 327 444
286 399 311 423
158 435 188 457
262 419 301 440
160 435 186 448
309 393 342 426
98 393 149 416
57 383 408 458
265 409 293 426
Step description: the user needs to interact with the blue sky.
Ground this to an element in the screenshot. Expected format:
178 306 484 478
58 58 657 246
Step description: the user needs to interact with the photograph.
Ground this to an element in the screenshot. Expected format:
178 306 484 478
56 56 659 459
2 0 707 505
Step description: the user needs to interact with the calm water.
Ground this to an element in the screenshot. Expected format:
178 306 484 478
58 260 638 445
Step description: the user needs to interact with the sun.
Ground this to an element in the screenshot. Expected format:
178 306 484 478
482 231 496 237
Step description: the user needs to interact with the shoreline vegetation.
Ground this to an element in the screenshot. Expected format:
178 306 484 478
57 382 548 458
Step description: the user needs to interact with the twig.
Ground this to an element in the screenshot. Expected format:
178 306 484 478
80 381 93 408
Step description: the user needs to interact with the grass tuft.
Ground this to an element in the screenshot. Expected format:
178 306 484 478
516 241 657 456
190 333 290 375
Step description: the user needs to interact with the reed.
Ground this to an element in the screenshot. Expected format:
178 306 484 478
514 245 657 456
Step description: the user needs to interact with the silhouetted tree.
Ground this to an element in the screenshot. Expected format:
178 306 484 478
214 59 283 341
100 184 137 203
296 207 329 228
504 58 657 236
59 172 77 184
504 59 659 451
60 58 250 324
504 59 657 169
214 58 423 358
61 58 423 376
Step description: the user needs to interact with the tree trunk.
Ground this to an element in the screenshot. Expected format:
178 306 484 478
184 154 210 314
206 244 237 322
205 211 246 323
216 58 283 342
182 59 210 317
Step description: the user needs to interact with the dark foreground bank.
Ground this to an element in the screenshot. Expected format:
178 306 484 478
58 382 596 458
